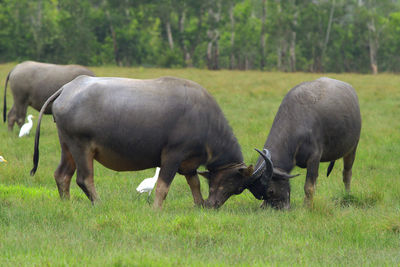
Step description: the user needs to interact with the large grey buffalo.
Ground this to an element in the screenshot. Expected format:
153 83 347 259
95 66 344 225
3 61 94 131
31 76 259 209
247 77 361 209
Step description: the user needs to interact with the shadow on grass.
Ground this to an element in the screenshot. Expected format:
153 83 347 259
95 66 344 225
388 222 400 233
333 191 383 208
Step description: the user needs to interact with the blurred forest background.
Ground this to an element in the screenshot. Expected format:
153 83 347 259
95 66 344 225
0 0 399 73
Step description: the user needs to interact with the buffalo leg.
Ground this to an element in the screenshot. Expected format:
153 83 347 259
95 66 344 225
7 105 18 131
343 145 358 193
7 90 29 130
16 104 28 128
185 174 204 206
68 145 98 203
54 143 76 199
153 157 181 209
304 157 320 207
8 102 28 131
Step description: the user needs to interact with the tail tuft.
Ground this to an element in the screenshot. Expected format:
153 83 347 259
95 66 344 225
30 167 37 176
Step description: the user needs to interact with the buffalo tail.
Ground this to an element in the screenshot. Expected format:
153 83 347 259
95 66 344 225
3 71 10 123
326 161 335 177
30 87 63 176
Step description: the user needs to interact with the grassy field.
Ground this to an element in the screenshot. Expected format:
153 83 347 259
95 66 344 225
0 63 399 266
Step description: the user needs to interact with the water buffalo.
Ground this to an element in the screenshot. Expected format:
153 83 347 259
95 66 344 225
3 61 94 131
31 76 259 209
247 77 361 209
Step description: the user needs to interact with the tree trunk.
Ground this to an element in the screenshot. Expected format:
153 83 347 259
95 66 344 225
30 0 43 59
359 0 379 74
178 6 191 66
275 0 287 71
105 10 120 66
207 41 213 69
110 24 119 66
277 46 282 71
166 19 174 50
229 2 235 69
187 7 204 68
260 0 267 70
321 0 335 68
289 30 296 72
207 30 220 70
289 3 297 72
206 1 221 70
185 52 192 67
368 19 379 74
178 8 185 33
214 34 220 70
281 38 288 72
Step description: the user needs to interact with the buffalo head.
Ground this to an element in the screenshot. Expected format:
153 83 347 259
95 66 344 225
247 148 298 209
199 163 254 209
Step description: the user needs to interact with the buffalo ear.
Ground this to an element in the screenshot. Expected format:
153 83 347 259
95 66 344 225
198 171 211 180
239 165 254 177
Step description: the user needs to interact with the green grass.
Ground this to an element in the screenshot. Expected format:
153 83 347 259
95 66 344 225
1 63 399 266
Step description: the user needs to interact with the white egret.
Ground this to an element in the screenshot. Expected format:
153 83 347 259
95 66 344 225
0 156 7 163
18 114 34 137
136 167 160 203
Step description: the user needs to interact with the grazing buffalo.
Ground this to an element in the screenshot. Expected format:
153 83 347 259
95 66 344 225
31 76 260 209
3 61 94 131
247 77 361 209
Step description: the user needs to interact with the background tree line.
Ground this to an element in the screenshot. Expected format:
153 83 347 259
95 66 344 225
0 0 399 73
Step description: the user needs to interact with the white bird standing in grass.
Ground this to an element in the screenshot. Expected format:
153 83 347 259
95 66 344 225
19 114 34 137
0 156 7 163
136 167 160 203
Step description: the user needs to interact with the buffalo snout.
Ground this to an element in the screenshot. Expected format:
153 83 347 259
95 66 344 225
204 188 228 209
262 199 290 210
204 198 222 209
262 189 291 210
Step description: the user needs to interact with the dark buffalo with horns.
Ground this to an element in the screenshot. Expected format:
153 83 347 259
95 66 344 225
31 75 261 209
247 77 361 209
3 61 94 131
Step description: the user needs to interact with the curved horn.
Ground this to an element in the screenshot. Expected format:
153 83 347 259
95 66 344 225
273 168 300 179
255 148 273 179
251 159 266 179
246 148 275 200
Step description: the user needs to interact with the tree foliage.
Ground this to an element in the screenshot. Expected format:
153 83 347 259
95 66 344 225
0 0 399 73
